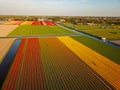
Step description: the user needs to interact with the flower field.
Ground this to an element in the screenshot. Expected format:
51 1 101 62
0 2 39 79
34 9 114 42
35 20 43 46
21 21 33 25
58 36 120 89
0 21 76 37
0 21 119 90
1 37 120 90
5 21 57 26
71 36 120 64
0 38 115 90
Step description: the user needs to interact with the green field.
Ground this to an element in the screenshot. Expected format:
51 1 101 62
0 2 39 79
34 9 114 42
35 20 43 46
71 36 120 64
8 25 76 37
62 22 120 40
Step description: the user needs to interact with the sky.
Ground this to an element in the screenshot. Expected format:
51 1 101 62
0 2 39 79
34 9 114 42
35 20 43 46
0 0 120 16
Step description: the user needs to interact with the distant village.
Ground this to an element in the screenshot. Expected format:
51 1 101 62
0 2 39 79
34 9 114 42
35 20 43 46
0 15 120 26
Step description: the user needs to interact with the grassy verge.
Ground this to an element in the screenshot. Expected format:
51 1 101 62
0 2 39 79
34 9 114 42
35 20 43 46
71 36 120 64
62 22 120 40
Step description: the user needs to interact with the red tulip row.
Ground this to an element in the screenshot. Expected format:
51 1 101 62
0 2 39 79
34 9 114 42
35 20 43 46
44 22 57 26
18 38 46 90
2 38 46 90
31 21 42 25
3 39 26 90
31 21 57 26
5 21 57 26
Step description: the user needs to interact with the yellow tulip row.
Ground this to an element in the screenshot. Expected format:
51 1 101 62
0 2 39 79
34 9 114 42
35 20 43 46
58 36 120 90
21 21 33 25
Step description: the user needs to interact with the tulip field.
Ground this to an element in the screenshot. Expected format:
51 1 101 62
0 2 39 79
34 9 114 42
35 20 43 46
5 21 57 26
0 21 120 90
58 36 120 89
0 21 77 37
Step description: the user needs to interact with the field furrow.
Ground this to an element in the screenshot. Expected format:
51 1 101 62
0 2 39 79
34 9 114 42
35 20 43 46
2 38 46 90
39 37 113 90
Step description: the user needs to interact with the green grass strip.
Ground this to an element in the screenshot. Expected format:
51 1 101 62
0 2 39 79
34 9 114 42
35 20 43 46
8 25 76 37
71 36 120 64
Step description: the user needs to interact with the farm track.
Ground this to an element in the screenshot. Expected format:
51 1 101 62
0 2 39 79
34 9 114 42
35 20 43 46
58 36 120 89
0 34 79 39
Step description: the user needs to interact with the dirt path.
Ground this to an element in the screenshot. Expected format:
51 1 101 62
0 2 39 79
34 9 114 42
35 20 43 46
111 40 120 45
0 38 16 63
